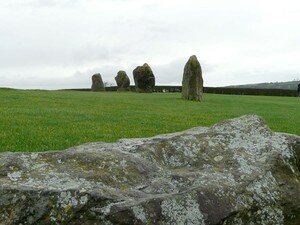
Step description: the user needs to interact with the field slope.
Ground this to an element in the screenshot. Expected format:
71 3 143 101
227 80 299 90
0 89 299 152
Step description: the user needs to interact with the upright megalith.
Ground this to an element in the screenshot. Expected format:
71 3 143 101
133 63 155 93
115 71 130 91
182 55 203 101
91 73 105 92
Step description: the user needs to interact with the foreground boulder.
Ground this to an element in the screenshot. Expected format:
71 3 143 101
182 55 204 101
91 73 105 92
0 115 299 225
115 71 130 91
133 63 155 93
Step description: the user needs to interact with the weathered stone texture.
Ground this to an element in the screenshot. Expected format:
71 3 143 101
91 73 105 92
0 115 299 224
133 63 155 93
182 55 204 101
115 71 130 91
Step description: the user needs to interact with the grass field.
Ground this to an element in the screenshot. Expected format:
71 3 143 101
0 88 299 152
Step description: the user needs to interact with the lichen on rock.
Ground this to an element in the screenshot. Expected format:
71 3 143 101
0 115 299 224
182 55 204 101
133 63 155 93
115 70 130 91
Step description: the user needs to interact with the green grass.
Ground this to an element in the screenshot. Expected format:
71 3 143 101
0 88 299 152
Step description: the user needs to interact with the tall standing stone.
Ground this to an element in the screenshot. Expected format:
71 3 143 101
91 73 105 92
115 71 130 91
182 55 203 101
133 63 155 93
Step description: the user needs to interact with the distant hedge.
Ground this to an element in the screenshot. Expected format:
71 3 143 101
203 87 297 97
62 86 297 97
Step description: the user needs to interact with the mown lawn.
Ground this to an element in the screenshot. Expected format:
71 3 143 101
0 88 299 152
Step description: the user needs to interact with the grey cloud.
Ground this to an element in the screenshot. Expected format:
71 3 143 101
7 0 81 8
0 0 299 89
71 45 113 64
0 42 115 68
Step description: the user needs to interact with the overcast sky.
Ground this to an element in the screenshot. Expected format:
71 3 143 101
0 0 299 89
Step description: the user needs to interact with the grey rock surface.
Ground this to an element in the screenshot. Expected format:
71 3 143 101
115 71 130 91
91 73 105 92
0 115 299 225
182 55 204 101
133 63 155 93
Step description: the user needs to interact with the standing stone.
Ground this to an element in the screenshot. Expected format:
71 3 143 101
115 71 130 91
133 63 155 93
182 55 203 101
91 73 105 92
